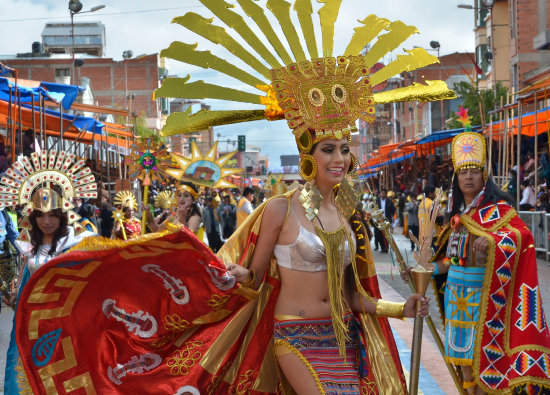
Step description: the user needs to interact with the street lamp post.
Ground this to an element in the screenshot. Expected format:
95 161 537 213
429 40 446 131
122 50 133 109
68 1 105 85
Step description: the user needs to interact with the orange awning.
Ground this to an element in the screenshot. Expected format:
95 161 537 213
486 107 550 139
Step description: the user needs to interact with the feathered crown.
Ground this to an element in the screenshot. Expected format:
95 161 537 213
451 132 487 172
154 191 176 210
154 0 456 180
114 191 138 211
0 150 97 241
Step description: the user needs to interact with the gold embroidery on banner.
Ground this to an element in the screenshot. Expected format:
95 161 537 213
166 340 203 376
28 279 88 340
208 294 231 310
27 260 101 304
38 337 97 394
119 240 197 260
361 376 378 394
62 372 97 394
228 369 254 395
207 363 230 395
152 314 190 349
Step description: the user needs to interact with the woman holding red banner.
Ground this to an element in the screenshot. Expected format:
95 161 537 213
0 152 97 395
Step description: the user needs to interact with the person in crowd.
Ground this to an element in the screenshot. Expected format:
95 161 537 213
0 151 96 394
217 194 237 239
397 191 406 227
404 132 550 394
405 193 420 252
78 204 98 233
236 187 255 227
373 188 395 253
99 202 114 238
0 208 19 313
506 168 518 201
113 191 142 240
536 192 550 212
202 196 223 253
519 179 536 211
144 183 202 235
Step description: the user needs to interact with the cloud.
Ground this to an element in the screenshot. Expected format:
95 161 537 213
1 0 475 170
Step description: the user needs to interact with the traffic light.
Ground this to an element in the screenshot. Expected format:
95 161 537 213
188 137 196 153
238 135 246 151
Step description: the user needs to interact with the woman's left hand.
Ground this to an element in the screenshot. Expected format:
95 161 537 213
226 263 251 284
403 294 430 318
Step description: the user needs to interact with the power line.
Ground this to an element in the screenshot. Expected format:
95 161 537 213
0 6 204 23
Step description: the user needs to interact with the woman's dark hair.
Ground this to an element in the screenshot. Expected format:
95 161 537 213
448 175 515 219
29 208 69 256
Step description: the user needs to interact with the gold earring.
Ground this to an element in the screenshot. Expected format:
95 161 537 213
299 182 322 221
335 175 360 220
299 154 317 181
348 152 358 175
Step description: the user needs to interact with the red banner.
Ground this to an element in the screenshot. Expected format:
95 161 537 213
16 228 249 394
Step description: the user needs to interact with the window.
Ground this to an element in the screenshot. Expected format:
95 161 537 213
55 68 70 77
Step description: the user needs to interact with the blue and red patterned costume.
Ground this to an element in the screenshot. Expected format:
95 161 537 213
434 200 550 393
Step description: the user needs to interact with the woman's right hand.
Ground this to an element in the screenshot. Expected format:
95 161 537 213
226 263 251 284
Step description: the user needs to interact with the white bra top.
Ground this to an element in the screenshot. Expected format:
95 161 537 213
273 206 355 272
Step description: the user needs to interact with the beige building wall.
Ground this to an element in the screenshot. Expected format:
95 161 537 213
487 1 511 89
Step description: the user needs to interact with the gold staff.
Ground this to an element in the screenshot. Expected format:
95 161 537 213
364 185 462 393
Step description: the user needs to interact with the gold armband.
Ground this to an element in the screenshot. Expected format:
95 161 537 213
375 300 405 319
242 269 256 288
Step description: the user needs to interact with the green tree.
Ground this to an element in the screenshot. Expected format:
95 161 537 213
448 81 508 129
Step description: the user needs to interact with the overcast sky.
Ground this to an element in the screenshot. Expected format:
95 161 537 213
0 0 476 169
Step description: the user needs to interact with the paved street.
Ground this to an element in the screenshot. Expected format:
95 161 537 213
0 228 548 393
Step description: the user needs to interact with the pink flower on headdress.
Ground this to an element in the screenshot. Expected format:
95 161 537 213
456 106 472 130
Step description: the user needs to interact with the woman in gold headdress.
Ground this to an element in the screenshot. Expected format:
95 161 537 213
0 151 97 394
144 182 202 234
113 191 141 240
225 132 432 392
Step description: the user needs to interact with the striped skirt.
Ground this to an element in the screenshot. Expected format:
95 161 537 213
274 314 375 394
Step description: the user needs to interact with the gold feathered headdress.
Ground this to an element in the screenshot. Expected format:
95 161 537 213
154 191 176 210
154 0 456 180
114 191 138 211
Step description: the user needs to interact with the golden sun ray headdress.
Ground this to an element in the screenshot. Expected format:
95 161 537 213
154 0 456 180
0 150 97 241
167 141 243 189
154 190 176 210
113 191 138 211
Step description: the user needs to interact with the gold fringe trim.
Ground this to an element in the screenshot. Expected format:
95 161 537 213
15 357 33 395
446 356 473 366
315 225 353 357
274 339 325 395
68 224 181 253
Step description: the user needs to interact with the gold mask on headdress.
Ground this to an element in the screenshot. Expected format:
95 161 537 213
451 132 487 173
31 186 63 213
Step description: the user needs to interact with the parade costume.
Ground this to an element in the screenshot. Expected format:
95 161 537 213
0 150 96 394
14 0 457 392
113 191 141 239
432 129 550 393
